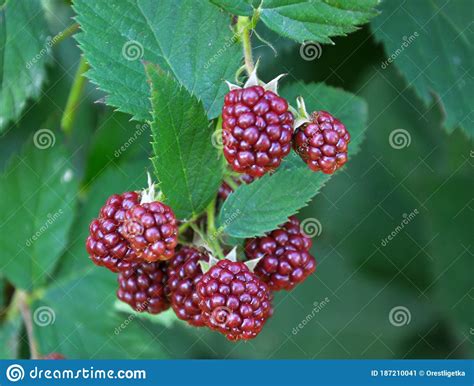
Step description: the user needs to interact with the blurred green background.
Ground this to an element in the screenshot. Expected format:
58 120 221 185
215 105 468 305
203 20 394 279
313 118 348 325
0 0 472 359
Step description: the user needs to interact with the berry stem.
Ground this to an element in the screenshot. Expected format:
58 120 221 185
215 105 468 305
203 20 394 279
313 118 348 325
224 176 239 191
60 56 89 136
17 290 40 359
51 23 80 47
206 198 225 259
237 16 255 75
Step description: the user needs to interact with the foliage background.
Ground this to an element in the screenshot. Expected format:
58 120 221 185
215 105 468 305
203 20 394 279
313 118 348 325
0 0 472 359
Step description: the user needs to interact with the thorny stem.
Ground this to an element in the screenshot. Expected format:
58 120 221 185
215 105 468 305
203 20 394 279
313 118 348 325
17 291 40 359
51 23 80 47
61 56 89 136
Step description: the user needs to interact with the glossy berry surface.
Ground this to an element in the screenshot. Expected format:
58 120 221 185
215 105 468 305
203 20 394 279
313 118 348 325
86 192 140 272
120 202 178 262
293 111 350 174
245 216 316 291
166 246 209 327
117 260 169 314
196 259 272 341
222 85 293 177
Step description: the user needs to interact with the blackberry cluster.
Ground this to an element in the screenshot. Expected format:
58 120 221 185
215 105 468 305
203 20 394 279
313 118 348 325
245 216 316 291
222 86 293 177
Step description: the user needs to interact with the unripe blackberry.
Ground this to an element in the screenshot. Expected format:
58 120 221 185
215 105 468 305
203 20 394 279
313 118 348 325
166 246 209 327
222 85 293 177
293 111 350 174
244 216 316 291
196 259 272 341
86 192 141 272
117 260 169 314
120 202 178 262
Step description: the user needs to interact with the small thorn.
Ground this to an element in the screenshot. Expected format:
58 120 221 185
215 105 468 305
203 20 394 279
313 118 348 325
244 256 264 272
243 60 260 88
225 247 238 262
225 80 241 90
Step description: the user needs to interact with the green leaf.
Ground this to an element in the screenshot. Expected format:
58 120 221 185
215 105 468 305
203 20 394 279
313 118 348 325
84 110 151 184
210 0 253 15
372 0 473 136
0 0 51 131
147 64 223 219
257 0 379 44
0 139 78 290
33 269 169 359
0 316 22 359
218 82 368 238
74 0 241 120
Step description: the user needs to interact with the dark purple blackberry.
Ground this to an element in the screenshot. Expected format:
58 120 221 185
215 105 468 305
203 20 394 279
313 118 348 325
293 111 350 174
117 260 169 314
120 201 178 262
196 259 272 341
222 85 293 177
244 216 316 291
86 192 141 272
166 246 209 327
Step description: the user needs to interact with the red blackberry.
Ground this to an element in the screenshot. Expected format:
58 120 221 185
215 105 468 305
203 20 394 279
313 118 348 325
120 202 178 262
222 85 293 177
117 260 169 314
196 259 272 341
244 216 316 291
42 353 65 360
218 174 254 201
166 246 209 327
86 192 141 272
293 111 350 174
